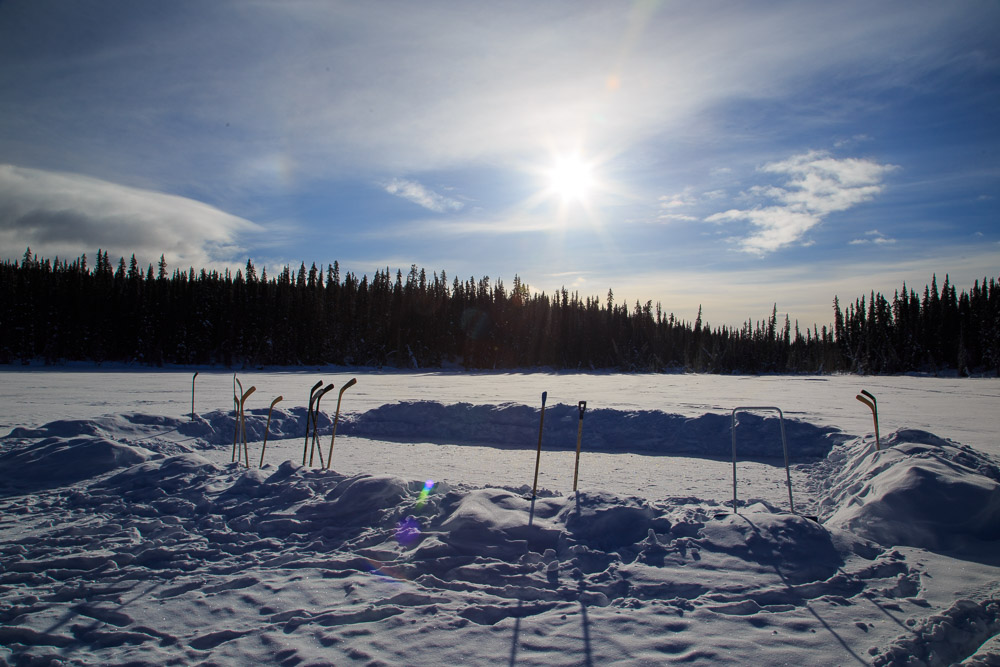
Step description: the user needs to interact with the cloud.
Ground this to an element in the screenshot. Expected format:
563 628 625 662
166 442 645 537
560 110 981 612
657 187 724 223
706 207 822 255
3 2 978 192
0 164 260 267
849 229 897 245
357 206 560 240
704 151 897 254
659 188 697 209
384 178 464 213
761 151 898 214
833 134 872 148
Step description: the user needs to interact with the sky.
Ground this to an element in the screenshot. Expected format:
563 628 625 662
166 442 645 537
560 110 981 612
1 1 998 329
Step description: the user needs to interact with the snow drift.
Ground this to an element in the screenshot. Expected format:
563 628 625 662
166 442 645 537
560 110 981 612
341 401 844 459
6 402 844 460
817 430 1000 551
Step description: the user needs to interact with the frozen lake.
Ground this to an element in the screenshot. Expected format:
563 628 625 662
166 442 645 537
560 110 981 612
2 367 997 454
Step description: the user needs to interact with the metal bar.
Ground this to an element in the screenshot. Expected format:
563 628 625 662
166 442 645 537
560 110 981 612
730 406 794 514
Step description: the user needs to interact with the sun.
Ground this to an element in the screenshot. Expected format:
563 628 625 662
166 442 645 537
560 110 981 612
544 154 595 204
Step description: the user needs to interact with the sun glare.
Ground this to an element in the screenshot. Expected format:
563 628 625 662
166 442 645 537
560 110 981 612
545 154 595 204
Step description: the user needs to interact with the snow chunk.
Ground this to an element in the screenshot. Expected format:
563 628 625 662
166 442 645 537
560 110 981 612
562 492 654 551
695 511 846 584
99 452 220 496
435 488 563 557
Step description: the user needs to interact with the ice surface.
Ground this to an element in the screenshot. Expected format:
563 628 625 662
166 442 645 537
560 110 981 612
0 369 998 665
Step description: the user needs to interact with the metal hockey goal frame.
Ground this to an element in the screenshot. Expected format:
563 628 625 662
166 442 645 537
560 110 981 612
730 406 795 514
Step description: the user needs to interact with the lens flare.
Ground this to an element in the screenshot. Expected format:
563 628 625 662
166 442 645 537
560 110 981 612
395 516 421 546
417 479 435 509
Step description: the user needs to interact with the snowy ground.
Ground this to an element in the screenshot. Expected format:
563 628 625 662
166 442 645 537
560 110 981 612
0 368 998 665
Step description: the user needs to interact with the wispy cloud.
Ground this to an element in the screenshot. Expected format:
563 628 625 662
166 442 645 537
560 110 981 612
659 188 697 210
356 207 559 240
849 229 897 245
657 187 723 223
2 3 975 191
705 151 897 254
833 134 872 148
0 164 260 267
384 178 464 213
657 189 698 223
658 213 699 223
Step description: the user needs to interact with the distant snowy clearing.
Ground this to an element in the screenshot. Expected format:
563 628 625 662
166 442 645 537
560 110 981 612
0 370 998 665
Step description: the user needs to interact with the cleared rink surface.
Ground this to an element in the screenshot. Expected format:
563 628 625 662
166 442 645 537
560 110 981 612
2 366 998 453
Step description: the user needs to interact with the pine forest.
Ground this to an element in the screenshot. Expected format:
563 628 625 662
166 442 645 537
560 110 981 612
2 249 998 376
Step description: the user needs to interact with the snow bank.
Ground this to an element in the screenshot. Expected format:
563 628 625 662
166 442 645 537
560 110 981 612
340 401 844 459
7 402 843 461
185 407 329 446
0 436 151 491
3 408 328 449
817 429 1000 551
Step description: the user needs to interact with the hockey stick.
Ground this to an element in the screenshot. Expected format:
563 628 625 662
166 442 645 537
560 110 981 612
856 390 880 450
239 386 256 467
531 392 547 499
259 395 283 467
310 384 335 467
232 374 243 462
572 401 587 492
302 380 324 465
326 378 358 470
191 371 198 418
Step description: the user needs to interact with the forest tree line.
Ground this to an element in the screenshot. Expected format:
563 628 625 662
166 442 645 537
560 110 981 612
2 248 998 375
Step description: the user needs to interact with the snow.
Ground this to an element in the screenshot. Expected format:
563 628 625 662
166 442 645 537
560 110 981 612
818 430 1000 551
0 369 998 665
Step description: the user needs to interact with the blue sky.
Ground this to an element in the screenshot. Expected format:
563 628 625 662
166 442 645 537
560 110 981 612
1 1 998 329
